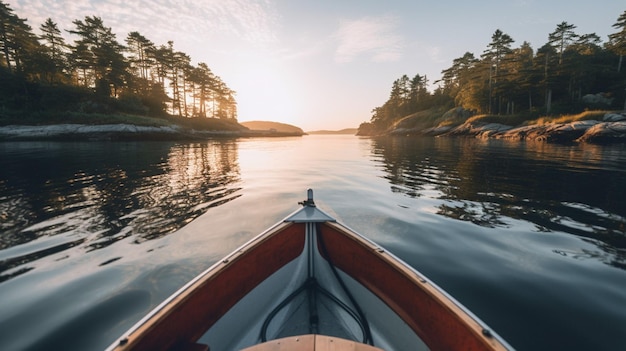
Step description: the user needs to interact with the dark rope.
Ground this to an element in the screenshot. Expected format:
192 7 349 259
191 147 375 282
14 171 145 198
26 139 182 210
259 277 371 344
260 278 313 342
259 223 374 346
314 283 368 338
316 223 374 346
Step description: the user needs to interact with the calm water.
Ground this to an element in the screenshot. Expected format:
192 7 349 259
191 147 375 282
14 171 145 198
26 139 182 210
0 135 625 351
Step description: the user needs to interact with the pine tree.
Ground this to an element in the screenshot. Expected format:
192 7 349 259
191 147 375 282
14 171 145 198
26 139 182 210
126 31 154 80
482 29 515 114
549 21 578 65
39 18 68 83
0 1 39 73
608 10 626 73
68 16 128 97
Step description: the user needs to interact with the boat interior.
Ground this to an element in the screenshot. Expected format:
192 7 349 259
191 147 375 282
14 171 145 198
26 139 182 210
189 221 429 350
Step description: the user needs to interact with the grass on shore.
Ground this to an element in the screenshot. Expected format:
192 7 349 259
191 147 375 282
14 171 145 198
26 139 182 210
525 110 611 125
464 110 613 127
465 114 531 126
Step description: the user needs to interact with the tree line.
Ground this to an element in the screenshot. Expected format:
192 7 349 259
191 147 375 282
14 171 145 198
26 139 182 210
365 10 626 132
0 1 236 120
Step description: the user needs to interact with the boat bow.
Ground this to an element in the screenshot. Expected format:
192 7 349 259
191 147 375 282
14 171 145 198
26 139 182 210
107 189 513 351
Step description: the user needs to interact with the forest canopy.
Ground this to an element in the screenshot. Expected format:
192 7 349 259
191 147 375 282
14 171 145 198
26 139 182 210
0 1 237 122
362 10 626 134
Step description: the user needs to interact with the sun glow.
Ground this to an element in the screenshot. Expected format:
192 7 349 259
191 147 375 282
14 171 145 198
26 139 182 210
228 58 301 126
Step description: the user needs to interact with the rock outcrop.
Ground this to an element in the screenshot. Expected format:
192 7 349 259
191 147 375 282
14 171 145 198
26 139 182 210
576 121 626 143
0 123 280 141
581 93 614 106
602 113 626 122
0 124 186 141
443 122 513 138
436 112 626 144
498 120 600 142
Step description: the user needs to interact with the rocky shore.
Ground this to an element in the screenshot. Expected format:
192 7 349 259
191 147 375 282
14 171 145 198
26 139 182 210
392 112 626 144
0 123 304 141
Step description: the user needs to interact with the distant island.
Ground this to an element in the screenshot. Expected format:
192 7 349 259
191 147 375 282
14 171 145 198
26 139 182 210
239 121 305 135
239 122 357 135
307 128 358 135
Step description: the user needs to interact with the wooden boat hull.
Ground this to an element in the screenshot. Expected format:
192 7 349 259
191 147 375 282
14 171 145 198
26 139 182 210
108 191 512 351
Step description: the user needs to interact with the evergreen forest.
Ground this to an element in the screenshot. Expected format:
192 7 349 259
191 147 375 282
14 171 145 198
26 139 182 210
2 2 626 133
361 10 626 134
1 1 237 125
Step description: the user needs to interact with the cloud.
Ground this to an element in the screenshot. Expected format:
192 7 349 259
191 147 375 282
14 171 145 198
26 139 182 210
9 0 279 45
333 16 403 63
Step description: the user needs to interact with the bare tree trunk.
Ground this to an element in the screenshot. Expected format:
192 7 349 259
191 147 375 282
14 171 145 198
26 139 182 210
1 46 11 70
182 77 188 117
546 89 552 113
488 65 493 114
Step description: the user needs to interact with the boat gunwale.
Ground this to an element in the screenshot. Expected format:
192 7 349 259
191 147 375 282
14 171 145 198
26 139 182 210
318 221 513 351
106 218 307 351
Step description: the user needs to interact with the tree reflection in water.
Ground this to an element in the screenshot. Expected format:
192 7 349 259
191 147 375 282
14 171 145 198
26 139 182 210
0 141 241 281
371 136 626 269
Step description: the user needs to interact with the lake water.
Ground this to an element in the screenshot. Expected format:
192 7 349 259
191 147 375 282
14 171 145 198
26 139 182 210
0 135 625 351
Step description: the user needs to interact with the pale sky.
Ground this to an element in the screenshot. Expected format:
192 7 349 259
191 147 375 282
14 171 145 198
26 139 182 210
8 0 625 131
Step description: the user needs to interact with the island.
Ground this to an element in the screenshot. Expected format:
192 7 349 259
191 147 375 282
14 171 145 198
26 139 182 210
356 12 626 144
307 128 358 135
0 5 306 141
239 121 305 136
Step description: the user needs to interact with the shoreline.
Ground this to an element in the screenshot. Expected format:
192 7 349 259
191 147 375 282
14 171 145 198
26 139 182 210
381 112 626 144
0 123 305 141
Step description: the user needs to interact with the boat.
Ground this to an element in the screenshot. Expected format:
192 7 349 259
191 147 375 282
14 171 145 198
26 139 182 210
107 189 512 351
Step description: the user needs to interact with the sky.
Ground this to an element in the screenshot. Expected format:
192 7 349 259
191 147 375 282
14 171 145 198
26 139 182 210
7 0 626 131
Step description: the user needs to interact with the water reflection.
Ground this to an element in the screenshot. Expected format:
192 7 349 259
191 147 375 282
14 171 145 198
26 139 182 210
0 141 241 281
372 136 626 267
